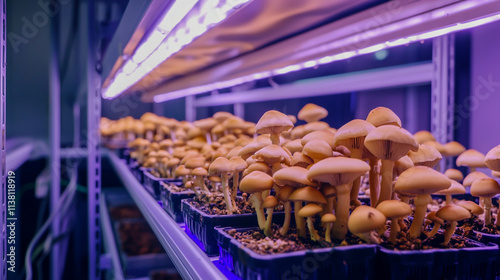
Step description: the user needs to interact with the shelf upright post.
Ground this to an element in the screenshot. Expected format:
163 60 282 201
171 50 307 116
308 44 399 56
186 95 195 122
432 34 455 170
87 0 102 279
1 0 6 278
49 2 61 279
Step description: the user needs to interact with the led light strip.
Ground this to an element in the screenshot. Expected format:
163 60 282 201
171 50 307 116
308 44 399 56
153 11 500 103
102 0 252 99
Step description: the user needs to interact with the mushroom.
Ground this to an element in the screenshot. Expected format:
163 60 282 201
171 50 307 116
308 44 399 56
456 149 486 172
302 140 333 164
254 144 292 175
242 162 270 177
301 129 336 150
321 213 337 243
298 103 328 123
407 144 442 168
297 203 323 241
364 125 418 206
485 145 500 172
413 131 435 144
194 117 217 144
307 157 370 240
394 166 451 239
276 185 294 236
291 152 313 168
288 187 327 238
347 205 386 244
229 156 248 202
334 119 375 207
239 171 274 229
457 200 484 216
262 196 278 237
376 200 412 244
174 165 190 185
191 167 209 192
184 180 199 196
426 211 444 238
470 178 500 226
274 167 316 237
365 107 401 127
209 157 235 214
442 141 466 158
463 171 488 188
436 204 471 245
435 180 465 205
208 175 221 192
255 110 294 145
283 139 303 155
444 168 464 182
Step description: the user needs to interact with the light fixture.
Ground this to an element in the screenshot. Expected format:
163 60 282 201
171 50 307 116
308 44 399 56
102 0 252 99
153 12 500 103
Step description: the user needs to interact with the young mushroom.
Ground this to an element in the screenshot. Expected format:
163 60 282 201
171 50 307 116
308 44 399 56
436 204 471 245
191 167 209 192
288 187 327 239
456 149 486 173
444 168 464 182
262 196 278 237
365 107 402 127
297 203 323 241
470 178 500 226
255 110 294 146
321 213 337 243
276 185 295 236
239 171 274 230
298 103 328 124
435 180 465 205
307 157 370 240
348 205 386 244
376 200 412 244
426 211 444 238
229 156 248 202
394 166 451 239
209 157 235 214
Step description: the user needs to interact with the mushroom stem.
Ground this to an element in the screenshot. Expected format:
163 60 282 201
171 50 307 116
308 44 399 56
205 132 212 144
231 172 240 202
250 193 266 229
442 221 457 246
196 176 209 192
221 173 234 214
377 159 394 206
325 223 332 243
332 184 351 240
294 201 306 238
325 196 335 214
428 223 441 238
389 217 400 244
279 201 291 236
445 194 452 205
409 194 431 239
349 149 363 207
484 197 492 226
270 133 280 146
307 217 321 241
264 208 274 237
369 158 380 206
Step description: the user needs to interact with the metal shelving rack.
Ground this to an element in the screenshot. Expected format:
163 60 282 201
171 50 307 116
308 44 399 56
1 0 6 278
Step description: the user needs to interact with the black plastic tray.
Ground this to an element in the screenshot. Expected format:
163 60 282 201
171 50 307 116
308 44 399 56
160 181 194 223
143 170 182 200
216 226 377 280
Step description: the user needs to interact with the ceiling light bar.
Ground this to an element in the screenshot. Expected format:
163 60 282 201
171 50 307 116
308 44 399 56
153 11 500 103
102 0 252 99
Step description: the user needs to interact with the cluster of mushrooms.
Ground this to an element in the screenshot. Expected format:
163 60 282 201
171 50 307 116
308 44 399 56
102 104 500 246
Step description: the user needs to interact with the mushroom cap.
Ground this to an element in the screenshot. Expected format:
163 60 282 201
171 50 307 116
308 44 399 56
167 158 180 167
414 131 435 144
365 107 401 127
159 139 174 148
243 162 270 177
283 139 303 154
301 130 336 149
334 119 375 150
376 200 412 219
436 180 466 195
254 144 292 165
277 185 295 202
262 196 279 208
444 169 464 181
298 203 323 218
298 103 328 123
273 166 315 188
211 124 225 135
395 166 451 196
307 157 370 186
485 145 500 171
289 186 327 204
291 125 306 139
213 111 233 123
223 116 246 130
348 206 386 234
321 213 337 223
463 171 488 187
291 152 313 168
194 118 217 131
192 167 208 177
393 155 414 176
235 136 252 147
423 140 447 154
436 204 471 222
302 140 333 162
303 121 330 135
426 211 444 226
456 149 486 168
184 180 194 189
457 200 484 215
470 178 500 198
255 110 294 135
156 150 170 158
239 171 274 193
185 157 205 170
174 165 190 177
492 170 500 178
230 156 248 172
208 157 233 175
407 144 442 168
442 141 466 157
238 139 271 160
226 146 244 159
364 126 418 161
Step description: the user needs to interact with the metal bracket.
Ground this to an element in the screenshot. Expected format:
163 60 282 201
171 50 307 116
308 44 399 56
432 34 455 170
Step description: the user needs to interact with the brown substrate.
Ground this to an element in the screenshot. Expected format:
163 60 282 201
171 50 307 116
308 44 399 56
456 215 500 235
109 205 143 220
379 230 475 250
164 182 191 193
118 221 164 256
189 192 256 215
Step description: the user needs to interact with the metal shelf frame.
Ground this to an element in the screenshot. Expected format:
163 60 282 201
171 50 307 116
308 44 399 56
108 152 227 280
1 0 6 278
